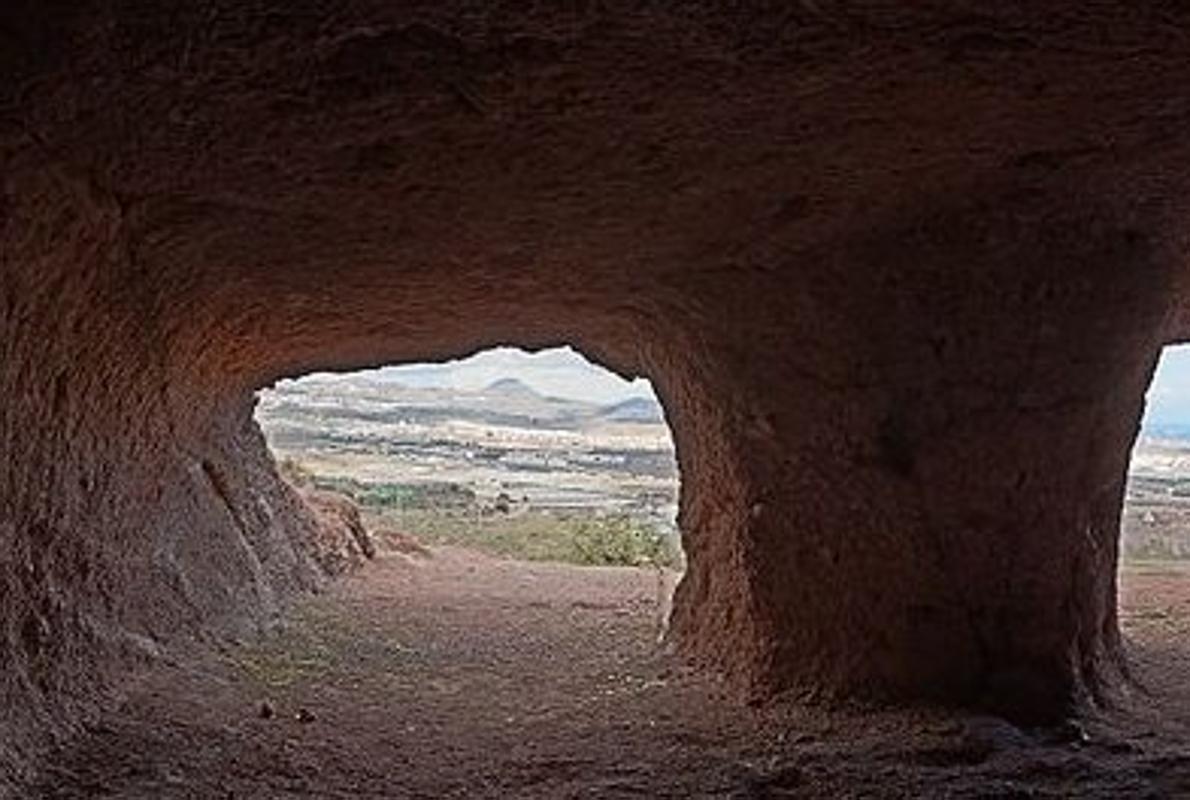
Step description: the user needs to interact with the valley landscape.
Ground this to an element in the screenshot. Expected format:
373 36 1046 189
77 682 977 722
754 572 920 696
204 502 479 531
256 370 682 565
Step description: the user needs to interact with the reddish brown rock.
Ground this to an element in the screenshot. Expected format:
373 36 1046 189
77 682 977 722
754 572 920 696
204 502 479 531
299 489 377 575
4 2 1190 790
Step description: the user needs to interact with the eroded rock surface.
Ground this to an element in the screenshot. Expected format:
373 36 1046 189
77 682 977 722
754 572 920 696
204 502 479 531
5 2 1190 791
299 489 377 575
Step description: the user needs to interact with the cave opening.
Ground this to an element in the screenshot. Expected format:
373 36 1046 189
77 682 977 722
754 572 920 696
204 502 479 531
1120 344 1190 632
1124 344 1190 562
254 344 685 591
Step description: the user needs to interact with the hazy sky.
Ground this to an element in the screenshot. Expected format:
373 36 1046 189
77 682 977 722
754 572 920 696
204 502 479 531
365 346 657 405
1142 345 1190 428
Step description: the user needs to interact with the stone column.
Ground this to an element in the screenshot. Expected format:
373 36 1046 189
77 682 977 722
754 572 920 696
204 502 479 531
666 199 1169 722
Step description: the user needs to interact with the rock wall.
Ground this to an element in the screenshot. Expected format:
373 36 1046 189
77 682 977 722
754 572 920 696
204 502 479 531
667 196 1172 721
0 199 321 788
5 1 1190 789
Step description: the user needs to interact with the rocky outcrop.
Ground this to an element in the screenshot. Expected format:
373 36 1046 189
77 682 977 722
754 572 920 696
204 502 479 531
300 489 377 575
4 2 1190 791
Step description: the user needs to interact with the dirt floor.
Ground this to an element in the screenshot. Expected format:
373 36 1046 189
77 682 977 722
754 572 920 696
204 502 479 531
24 549 1190 799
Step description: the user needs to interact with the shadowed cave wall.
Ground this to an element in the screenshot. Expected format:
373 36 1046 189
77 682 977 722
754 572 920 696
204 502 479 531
5 1 1190 789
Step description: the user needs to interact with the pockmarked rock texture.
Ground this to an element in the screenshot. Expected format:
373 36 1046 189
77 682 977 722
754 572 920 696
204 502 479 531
5 1 1190 789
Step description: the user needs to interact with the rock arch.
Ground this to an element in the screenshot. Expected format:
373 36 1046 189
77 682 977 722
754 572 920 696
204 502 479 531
5 1 1190 786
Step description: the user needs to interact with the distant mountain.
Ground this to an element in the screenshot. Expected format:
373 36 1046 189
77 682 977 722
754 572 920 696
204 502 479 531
484 378 540 396
262 371 675 434
599 397 664 423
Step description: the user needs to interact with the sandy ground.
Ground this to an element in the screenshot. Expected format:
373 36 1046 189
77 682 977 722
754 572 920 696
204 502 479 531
25 551 1190 799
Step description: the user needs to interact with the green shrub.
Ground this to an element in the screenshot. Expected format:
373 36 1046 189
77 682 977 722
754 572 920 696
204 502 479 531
571 515 680 568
